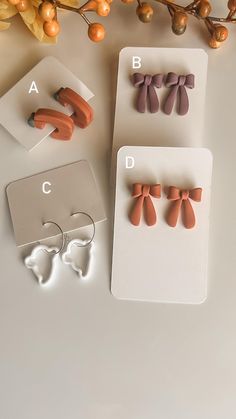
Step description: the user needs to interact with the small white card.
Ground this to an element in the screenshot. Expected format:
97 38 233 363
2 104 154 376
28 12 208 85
111 146 213 304
112 47 208 167
7 160 106 247
0 56 94 151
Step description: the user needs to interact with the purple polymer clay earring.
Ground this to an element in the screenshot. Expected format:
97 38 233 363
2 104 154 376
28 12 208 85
132 73 164 113
163 72 195 116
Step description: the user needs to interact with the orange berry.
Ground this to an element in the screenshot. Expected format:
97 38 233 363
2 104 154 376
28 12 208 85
38 1 56 22
16 0 30 12
172 12 188 35
136 2 153 23
43 19 60 37
208 37 221 48
97 1 110 16
173 11 188 27
213 24 228 42
196 0 212 18
88 22 105 42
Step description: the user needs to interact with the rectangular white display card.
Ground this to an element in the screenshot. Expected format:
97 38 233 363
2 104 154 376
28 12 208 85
111 146 213 304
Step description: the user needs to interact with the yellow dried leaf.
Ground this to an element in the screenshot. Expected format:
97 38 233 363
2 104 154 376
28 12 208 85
19 3 36 24
0 0 12 9
0 19 10 30
0 2 17 19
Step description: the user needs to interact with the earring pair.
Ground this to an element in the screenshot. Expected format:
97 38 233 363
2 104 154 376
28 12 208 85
24 212 95 286
132 72 195 115
129 183 202 229
28 87 93 141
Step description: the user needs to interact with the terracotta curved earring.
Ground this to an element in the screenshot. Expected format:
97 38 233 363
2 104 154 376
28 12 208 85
54 87 93 128
28 108 74 141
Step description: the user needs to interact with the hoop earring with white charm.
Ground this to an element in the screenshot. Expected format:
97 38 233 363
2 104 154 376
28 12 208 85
62 211 96 280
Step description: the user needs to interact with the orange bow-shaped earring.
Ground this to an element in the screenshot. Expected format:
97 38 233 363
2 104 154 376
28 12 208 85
166 186 202 229
129 183 161 226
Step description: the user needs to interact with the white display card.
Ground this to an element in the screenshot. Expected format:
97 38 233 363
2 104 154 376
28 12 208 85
112 48 208 166
111 146 213 304
7 160 106 247
0 56 94 151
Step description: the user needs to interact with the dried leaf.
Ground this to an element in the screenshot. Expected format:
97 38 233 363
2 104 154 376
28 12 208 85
0 2 17 19
19 3 36 24
0 20 10 30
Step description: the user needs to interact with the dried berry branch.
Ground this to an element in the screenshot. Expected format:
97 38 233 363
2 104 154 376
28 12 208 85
3 0 236 46
123 0 235 48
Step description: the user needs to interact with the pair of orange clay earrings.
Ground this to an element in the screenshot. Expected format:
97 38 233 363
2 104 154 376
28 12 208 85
28 87 93 141
129 183 202 229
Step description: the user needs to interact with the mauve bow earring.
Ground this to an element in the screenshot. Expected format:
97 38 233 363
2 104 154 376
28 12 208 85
163 72 195 116
132 73 164 113
129 183 161 226
166 186 202 229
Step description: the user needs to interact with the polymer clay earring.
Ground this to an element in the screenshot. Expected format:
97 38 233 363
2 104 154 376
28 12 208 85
132 73 163 113
28 108 74 140
166 186 202 229
163 72 195 116
62 211 95 279
129 183 161 226
54 87 93 128
24 220 66 285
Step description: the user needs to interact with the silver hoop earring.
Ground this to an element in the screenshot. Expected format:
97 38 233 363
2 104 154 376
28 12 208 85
62 211 96 280
24 220 65 286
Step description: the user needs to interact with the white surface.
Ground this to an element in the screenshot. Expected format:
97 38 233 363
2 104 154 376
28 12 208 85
112 48 208 162
0 56 94 150
0 1 236 418
112 146 212 304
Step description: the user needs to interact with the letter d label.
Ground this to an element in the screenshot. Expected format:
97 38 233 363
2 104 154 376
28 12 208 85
126 156 135 169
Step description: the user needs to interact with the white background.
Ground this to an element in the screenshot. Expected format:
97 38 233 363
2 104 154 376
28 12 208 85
0 1 235 418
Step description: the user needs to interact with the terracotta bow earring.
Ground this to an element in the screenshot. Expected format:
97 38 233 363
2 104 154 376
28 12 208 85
132 73 164 113
129 183 161 226
166 186 202 229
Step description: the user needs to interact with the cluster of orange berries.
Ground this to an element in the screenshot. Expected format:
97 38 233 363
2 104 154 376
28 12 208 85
121 0 234 49
38 0 113 41
7 0 236 47
38 1 60 37
8 0 112 41
81 0 113 41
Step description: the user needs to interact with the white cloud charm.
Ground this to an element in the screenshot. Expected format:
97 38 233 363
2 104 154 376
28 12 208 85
62 239 94 280
24 244 59 286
